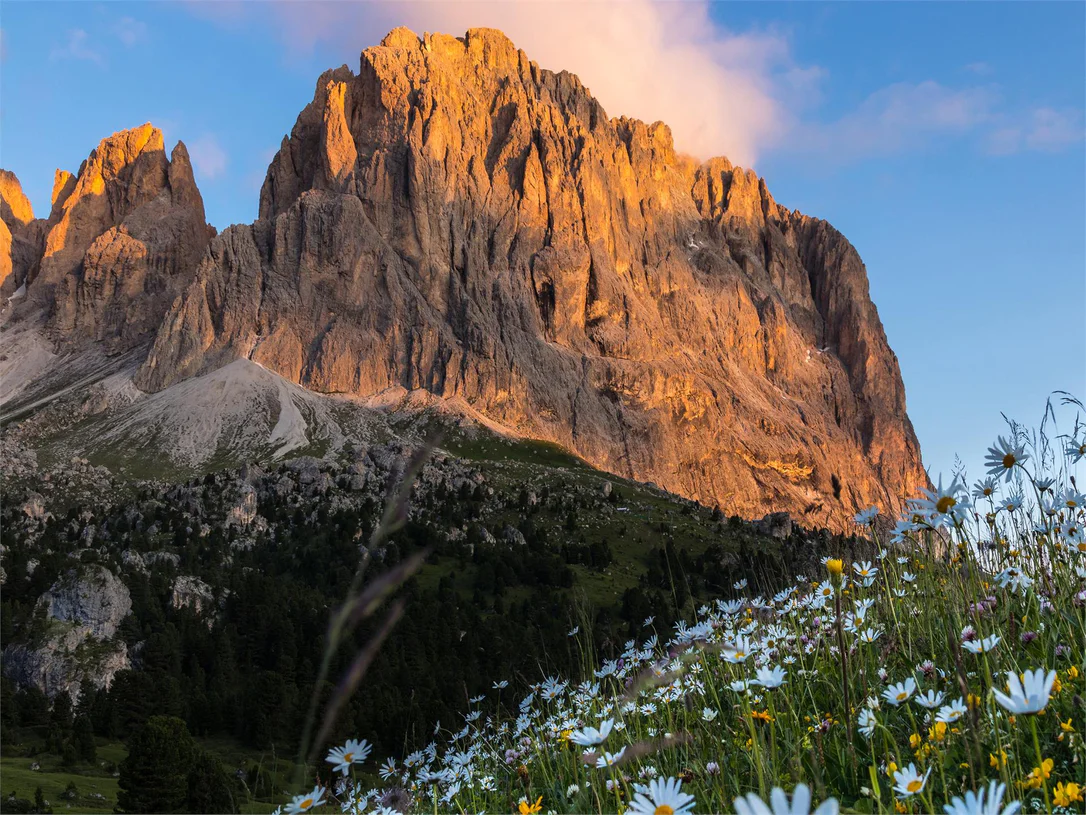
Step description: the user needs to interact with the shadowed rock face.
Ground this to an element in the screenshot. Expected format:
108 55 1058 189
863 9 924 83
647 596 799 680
132 27 927 528
3 124 215 350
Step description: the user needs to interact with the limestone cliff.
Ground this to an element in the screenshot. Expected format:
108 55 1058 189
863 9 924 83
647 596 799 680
3 124 215 350
2 566 132 699
0 169 44 297
133 28 927 527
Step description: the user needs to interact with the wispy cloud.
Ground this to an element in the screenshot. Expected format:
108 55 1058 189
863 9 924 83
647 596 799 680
987 108 1086 155
792 81 1000 161
188 0 809 168
49 29 104 66
185 0 1083 170
188 134 228 181
114 17 148 47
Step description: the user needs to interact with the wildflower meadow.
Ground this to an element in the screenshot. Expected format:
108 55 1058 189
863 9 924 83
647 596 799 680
282 407 1086 815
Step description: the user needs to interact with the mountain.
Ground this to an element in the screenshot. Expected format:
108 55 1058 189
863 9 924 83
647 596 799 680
0 27 926 529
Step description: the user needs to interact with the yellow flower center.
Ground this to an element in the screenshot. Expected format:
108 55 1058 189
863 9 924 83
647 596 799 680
655 807 675 815
300 799 313 810
1002 453 1016 468
344 752 353 762
896 692 908 701
936 496 957 514
907 780 922 793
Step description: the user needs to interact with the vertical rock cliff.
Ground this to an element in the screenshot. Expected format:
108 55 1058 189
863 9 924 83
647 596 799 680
3 124 215 350
2 29 926 528
130 28 926 526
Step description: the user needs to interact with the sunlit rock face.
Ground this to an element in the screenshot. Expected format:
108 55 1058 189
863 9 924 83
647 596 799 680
4 124 215 350
0 29 924 528
130 27 926 528
0 169 44 298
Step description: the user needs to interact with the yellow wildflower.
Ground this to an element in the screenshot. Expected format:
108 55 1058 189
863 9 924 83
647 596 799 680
826 558 844 577
518 796 543 815
1060 718 1074 733
1053 782 1083 807
887 761 898 774
990 750 1007 768
928 722 947 742
909 733 922 749
1020 758 1054 790
1069 666 1080 680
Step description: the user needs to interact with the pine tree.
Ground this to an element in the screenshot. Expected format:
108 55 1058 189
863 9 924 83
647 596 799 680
186 751 238 814
73 715 96 763
115 716 194 813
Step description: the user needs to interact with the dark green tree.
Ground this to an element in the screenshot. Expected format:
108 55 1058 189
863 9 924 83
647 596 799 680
73 715 96 763
115 716 194 813
33 786 50 814
186 751 238 814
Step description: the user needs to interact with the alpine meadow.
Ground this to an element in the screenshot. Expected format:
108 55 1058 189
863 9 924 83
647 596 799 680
1 4 1083 815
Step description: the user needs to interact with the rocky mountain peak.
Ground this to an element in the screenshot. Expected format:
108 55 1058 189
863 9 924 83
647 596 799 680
2 123 215 350
127 27 927 527
0 169 34 226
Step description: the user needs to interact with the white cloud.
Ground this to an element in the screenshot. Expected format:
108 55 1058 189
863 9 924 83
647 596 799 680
190 0 809 168
988 107 1086 155
792 81 1000 161
114 17 148 47
49 29 104 65
186 0 1083 169
188 134 228 181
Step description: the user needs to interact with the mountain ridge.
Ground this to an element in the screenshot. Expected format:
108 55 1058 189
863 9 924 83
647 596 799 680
1 26 927 529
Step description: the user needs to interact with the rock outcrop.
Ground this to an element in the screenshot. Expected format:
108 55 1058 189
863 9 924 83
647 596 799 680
4 124 215 350
2 566 132 699
133 28 925 528
0 170 44 298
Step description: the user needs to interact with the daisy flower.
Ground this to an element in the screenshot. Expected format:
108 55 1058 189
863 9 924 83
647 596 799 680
627 777 696 815
942 780 1021 815
914 690 946 710
755 666 787 689
286 785 326 814
858 708 877 738
962 634 1001 654
892 763 931 798
992 668 1056 714
883 677 917 706
985 436 1029 482
936 698 968 724
326 739 371 776
973 477 999 501
569 719 614 746
595 747 626 768
854 507 880 526
734 784 839 815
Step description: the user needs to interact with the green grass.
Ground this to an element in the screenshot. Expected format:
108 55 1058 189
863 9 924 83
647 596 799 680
0 750 119 814
0 738 295 815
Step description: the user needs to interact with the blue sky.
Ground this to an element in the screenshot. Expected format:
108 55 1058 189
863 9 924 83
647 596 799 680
2 1 1083 491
